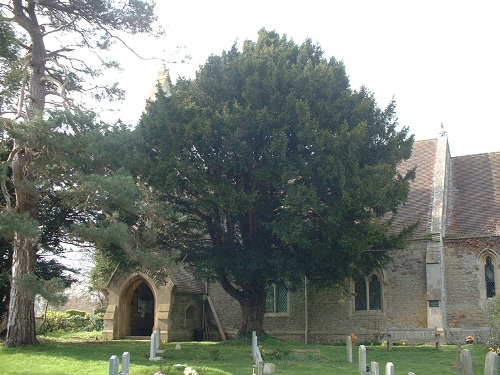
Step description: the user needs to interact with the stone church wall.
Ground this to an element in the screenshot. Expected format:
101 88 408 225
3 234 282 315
443 238 500 343
207 240 429 344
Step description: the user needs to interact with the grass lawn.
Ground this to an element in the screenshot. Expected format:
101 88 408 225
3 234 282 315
0 332 492 374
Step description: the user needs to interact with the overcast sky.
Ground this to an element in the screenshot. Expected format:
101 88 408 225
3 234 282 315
110 0 500 157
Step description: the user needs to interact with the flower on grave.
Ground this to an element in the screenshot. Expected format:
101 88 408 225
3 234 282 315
183 367 198 375
154 371 164 375
465 336 475 344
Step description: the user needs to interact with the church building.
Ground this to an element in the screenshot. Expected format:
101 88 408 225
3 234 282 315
103 132 500 344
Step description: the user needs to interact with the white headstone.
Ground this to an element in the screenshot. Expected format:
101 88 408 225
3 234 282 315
263 363 276 373
121 352 130 375
359 345 367 375
385 362 394 375
484 351 499 375
461 349 473 375
149 333 162 361
347 335 353 363
176 344 182 350
370 361 379 375
109 355 119 375
155 327 165 353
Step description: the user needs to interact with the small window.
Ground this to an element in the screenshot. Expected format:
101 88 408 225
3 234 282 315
265 285 288 314
486 256 496 298
354 274 382 311
185 304 196 320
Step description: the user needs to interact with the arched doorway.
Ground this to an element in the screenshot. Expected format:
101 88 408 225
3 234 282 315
128 280 155 336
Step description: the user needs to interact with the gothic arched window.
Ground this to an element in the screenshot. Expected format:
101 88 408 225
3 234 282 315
485 256 496 298
354 273 382 311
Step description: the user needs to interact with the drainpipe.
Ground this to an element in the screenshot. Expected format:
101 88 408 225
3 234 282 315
304 276 308 345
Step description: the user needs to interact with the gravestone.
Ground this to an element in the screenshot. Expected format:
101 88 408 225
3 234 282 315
155 328 165 354
109 355 119 375
385 362 394 375
149 332 162 361
484 351 499 375
456 342 462 371
409 373 416 375
347 335 353 363
263 363 276 373
359 345 369 375
370 361 379 375
121 352 130 375
461 349 473 375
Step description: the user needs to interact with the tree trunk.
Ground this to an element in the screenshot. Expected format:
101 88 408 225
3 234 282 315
220 278 267 337
4 237 38 347
239 290 266 337
5 147 40 347
5 2 46 347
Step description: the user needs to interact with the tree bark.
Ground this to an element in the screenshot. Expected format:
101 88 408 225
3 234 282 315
4 237 38 347
220 277 266 337
5 146 40 347
5 0 46 347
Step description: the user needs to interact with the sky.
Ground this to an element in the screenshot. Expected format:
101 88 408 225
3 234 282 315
110 0 500 157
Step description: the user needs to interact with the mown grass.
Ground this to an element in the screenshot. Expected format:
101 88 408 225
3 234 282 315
0 332 492 374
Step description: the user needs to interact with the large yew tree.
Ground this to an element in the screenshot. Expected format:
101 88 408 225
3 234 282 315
137 29 416 336
0 0 160 347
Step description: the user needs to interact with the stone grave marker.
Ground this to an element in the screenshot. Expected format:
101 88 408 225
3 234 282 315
347 335 353 363
370 361 379 375
359 345 369 375
121 352 130 375
109 355 119 375
456 342 462 371
149 332 162 361
484 351 499 375
461 349 473 375
385 362 394 375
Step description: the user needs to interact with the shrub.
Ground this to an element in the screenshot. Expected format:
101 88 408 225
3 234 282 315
487 295 500 353
65 309 87 317
36 310 103 334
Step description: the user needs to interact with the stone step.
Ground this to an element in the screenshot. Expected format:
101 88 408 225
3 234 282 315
124 336 150 340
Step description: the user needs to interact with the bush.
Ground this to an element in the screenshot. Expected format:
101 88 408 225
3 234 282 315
65 309 87 317
487 295 500 353
36 310 104 334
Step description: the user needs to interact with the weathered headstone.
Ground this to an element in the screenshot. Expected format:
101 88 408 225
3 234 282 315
149 332 162 361
121 352 130 375
176 344 182 350
155 327 165 354
484 351 499 375
461 349 473 375
385 362 394 375
456 342 462 371
263 363 276 373
109 355 119 375
347 335 353 363
370 361 379 375
359 345 369 375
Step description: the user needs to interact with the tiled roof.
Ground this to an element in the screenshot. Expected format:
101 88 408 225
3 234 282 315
390 139 437 238
446 152 500 237
168 265 206 294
